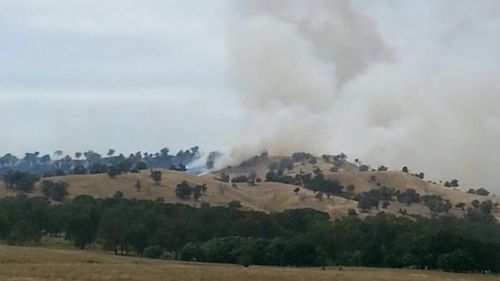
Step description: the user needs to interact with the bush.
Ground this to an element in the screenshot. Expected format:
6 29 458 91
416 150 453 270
144 245 163 259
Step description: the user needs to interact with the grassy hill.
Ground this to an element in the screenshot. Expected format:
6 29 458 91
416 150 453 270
0 245 497 281
0 154 497 219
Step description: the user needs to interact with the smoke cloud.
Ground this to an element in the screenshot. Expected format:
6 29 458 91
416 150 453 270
227 0 500 191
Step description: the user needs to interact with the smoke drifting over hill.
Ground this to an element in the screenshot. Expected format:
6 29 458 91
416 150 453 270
228 0 500 191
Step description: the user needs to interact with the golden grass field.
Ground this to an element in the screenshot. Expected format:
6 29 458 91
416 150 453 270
0 245 498 281
1 164 496 220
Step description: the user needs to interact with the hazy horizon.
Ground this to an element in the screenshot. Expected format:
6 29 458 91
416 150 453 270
2 0 500 191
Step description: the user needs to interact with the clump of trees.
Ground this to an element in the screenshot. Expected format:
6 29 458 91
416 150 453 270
444 179 459 188
175 181 207 201
3 170 40 193
356 186 397 212
266 169 345 199
397 188 420 205
41 180 69 202
291 152 316 164
231 175 248 183
421 195 452 214
467 188 490 196
0 146 202 181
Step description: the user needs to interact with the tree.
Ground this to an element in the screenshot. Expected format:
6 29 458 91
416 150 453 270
382 201 390 209
134 180 141 192
377 165 388 171
397 188 420 205
41 180 69 202
358 196 374 212
53 150 63 158
294 187 300 195
475 188 490 196
175 181 192 200
136 161 147 170
359 165 370 172
7 221 42 245
445 179 459 188
144 245 163 259
4 171 40 193
402 166 409 173
437 249 476 272
98 205 129 255
150 170 162 185
66 196 98 249
192 184 202 201
73 165 87 175
88 163 105 174
107 165 120 179
107 149 115 157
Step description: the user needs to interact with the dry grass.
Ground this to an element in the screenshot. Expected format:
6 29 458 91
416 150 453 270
0 245 498 281
0 160 498 219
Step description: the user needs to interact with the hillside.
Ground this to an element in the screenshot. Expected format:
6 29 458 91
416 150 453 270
0 154 497 219
1 245 496 281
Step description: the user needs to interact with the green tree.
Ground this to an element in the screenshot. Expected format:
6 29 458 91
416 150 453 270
175 181 192 200
150 170 162 185
107 165 120 179
98 204 130 255
192 184 202 201
437 249 476 272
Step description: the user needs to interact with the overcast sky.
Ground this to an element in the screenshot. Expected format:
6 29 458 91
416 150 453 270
1 1 500 189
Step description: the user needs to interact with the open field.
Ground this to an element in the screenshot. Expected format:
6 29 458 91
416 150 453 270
0 245 498 281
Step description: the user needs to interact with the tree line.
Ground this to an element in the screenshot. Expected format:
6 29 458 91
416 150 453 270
0 195 500 272
0 146 204 180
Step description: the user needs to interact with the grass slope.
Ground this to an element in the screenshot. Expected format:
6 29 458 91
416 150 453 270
0 156 497 219
0 245 498 281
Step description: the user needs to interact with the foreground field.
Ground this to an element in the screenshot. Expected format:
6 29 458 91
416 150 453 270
0 245 498 281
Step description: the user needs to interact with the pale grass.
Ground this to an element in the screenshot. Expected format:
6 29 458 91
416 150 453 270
0 245 498 281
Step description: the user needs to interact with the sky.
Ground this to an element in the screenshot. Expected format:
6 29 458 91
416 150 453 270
1 1 500 190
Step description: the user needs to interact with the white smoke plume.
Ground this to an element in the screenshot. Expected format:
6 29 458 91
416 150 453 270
227 0 500 191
